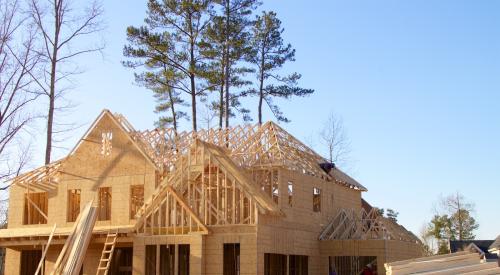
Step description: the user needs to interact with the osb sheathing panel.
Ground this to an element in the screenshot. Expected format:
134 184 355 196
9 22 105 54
204 226 257 275
319 240 424 275
255 168 363 275
4 248 20 275
7 112 156 229
264 168 362 229
61 112 154 180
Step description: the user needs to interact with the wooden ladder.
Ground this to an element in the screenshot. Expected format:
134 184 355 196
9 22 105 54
95 230 118 275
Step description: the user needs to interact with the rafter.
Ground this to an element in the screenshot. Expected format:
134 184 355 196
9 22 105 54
13 159 64 191
319 208 421 243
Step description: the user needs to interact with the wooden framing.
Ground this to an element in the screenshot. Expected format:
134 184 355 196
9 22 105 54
116 114 367 191
98 187 112 221
67 189 81 222
319 208 421 243
135 139 281 233
13 160 63 191
130 185 144 219
34 224 57 275
0 110 425 275
23 192 48 225
138 186 208 235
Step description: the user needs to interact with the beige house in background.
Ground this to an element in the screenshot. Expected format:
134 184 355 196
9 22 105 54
0 110 422 275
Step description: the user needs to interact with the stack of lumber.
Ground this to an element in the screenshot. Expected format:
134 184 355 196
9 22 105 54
50 201 97 275
385 251 500 275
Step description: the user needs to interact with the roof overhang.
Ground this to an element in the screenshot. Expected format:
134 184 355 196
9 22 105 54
0 225 135 247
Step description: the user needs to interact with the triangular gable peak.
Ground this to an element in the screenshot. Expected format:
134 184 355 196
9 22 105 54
61 110 157 179
135 139 282 234
197 139 282 216
137 185 209 235
12 110 157 191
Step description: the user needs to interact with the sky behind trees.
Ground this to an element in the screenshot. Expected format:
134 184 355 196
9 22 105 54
26 0 500 239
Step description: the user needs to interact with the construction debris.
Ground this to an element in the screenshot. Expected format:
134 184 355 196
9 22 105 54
385 248 500 275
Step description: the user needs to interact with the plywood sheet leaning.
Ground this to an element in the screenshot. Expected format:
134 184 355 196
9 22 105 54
51 201 97 275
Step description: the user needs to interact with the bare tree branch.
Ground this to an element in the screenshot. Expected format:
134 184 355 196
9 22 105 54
0 0 37 187
29 0 105 164
319 113 351 168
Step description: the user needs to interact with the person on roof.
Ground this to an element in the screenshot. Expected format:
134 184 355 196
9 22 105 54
362 263 375 275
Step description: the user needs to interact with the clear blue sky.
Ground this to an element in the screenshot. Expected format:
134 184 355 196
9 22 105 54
36 0 500 239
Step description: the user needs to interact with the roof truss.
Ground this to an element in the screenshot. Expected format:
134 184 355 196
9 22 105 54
319 208 421 243
113 113 363 190
13 159 63 191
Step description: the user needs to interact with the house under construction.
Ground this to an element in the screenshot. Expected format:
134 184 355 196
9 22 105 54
0 110 423 275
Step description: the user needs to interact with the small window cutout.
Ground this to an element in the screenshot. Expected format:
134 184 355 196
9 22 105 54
101 131 113 156
313 187 321 212
24 192 48 224
67 189 81 222
287 182 293 206
98 187 112 221
272 183 279 204
130 185 144 219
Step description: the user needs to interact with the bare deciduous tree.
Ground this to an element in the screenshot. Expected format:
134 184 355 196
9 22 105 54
439 192 478 240
200 102 217 130
29 0 104 164
320 113 351 167
0 0 38 184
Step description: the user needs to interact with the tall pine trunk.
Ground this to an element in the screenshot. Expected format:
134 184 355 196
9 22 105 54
257 44 266 125
190 73 197 132
188 15 197 132
167 89 178 136
219 83 224 128
224 0 230 128
258 83 263 125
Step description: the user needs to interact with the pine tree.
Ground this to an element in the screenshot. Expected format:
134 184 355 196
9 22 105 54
123 27 187 132
124 0 215 132
201 0 257 128
425 193 479 254
385 209 399 223
246 11 314 124
427 214 453 254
